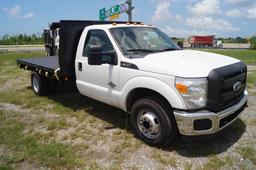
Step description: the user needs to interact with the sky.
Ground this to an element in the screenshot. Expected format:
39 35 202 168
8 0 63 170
0 0 255 38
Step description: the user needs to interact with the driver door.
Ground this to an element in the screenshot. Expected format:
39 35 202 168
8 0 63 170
76 29 119 106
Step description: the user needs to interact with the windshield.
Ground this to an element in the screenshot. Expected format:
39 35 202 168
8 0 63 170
110 27 180 57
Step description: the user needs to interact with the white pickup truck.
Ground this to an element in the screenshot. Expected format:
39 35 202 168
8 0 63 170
17 20 248 146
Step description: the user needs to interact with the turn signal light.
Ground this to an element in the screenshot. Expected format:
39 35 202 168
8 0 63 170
176 84 188 94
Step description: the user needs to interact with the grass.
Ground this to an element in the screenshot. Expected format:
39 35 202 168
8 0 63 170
152 151 177 167
201 49 256 65
0 51 44 65
0 51 256 169
199 156 233 170
47 118 69 130
237 146 256 165
184 162 192 170
247 71 256 87
0 110 77 169
0 165 13 170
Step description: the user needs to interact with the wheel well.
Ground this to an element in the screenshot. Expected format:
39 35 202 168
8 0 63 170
126 88 172 112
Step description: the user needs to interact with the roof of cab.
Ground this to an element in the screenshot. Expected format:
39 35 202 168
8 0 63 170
87 23 154 29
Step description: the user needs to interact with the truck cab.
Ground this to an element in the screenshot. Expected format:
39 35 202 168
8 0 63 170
17 21 248 146
74 24 247 145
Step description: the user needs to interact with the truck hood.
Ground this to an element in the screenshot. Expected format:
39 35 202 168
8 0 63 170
132 50 240 77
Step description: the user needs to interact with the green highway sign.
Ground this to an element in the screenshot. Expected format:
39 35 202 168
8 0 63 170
99 8 106 21
99 3 128 21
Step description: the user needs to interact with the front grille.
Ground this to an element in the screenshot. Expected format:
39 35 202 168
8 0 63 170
207 62 247 112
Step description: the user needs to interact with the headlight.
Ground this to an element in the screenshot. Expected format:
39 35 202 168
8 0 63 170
175 77 207 109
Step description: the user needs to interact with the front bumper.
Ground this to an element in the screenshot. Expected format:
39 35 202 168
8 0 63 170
174 90 248 136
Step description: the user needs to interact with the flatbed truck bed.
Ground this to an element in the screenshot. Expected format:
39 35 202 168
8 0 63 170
17 56 61 80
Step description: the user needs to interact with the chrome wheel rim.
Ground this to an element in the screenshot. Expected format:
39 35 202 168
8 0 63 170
137 109 161 139
32 76 39 93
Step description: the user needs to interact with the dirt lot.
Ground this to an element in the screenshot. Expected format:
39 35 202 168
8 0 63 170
0 52 256 170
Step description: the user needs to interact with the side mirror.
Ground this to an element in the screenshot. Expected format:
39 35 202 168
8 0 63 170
88 45 103 65
88 45 117 65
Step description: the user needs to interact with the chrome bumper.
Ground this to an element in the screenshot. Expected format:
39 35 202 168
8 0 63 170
174 91 248 136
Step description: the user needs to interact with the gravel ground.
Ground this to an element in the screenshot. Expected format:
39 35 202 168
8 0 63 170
1 95 255 169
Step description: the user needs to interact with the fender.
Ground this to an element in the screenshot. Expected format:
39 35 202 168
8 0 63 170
119 76 186 111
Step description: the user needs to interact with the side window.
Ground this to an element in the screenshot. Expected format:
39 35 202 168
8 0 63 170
83 30 114 57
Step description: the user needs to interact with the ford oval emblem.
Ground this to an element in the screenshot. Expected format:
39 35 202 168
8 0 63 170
233 81 242 92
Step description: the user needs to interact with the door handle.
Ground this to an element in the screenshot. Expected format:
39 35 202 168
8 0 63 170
108 81 116 88
78 62 82 71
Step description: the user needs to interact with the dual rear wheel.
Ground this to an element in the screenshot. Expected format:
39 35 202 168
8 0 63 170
31 71 49 96
31 72 58 96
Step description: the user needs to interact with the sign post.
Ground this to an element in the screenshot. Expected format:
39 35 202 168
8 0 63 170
126 0 134 22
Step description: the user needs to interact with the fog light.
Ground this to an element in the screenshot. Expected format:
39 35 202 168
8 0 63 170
194 119 212 130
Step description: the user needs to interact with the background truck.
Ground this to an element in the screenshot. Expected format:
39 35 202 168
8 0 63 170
189 35 222 48
17 20 248 146
44 22 60 56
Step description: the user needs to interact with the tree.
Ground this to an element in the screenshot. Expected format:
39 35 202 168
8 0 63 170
249 36 256 49
0 33 44 45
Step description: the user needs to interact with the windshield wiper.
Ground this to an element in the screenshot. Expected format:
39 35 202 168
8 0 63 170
127 49 156 53
157 48 178 52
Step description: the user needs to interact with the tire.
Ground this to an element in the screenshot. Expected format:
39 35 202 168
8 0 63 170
31 72 49 96
130 97 177 146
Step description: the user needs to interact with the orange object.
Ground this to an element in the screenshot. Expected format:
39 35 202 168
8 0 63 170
176 84 188 94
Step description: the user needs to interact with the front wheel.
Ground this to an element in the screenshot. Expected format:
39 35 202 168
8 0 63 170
130 97 177 146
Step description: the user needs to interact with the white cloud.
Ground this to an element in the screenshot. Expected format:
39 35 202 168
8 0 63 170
225 9 242 17
175 14 184 22
224 0 256 19
163 26 216 38
24 12 35 19
186 16 239 32
149 0 252 37
3 5 35 19
151 1 172 22
246 4 256 19
3 5 22 19
189 0 221 15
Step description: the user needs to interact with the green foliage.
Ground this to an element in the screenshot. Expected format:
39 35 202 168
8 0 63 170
0 33 44 45
247 71 256 88
0 119 76 168
220 37 248 43
199 156 233 170
249 36 256 49
237 146 256 165
0 165 13 170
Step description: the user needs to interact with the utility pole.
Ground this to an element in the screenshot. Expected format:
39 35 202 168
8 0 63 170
126 0 134 22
